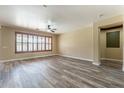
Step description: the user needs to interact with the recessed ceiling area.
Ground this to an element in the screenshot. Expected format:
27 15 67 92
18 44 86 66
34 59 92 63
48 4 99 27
0 5 124 33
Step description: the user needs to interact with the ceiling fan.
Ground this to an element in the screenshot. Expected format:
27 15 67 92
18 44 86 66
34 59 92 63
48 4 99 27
42 5 57 33
47 25 57 32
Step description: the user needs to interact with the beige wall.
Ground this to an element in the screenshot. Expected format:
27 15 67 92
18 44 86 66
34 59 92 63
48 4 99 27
58 26 94 61
100 28 123 60
0 29 1 60
0 26 58 61
58 15 124 65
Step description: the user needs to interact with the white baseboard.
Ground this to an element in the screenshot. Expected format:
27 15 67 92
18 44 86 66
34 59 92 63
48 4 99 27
101 58 122 62
59 55 93 62
92 62 101 66
0 54 58 63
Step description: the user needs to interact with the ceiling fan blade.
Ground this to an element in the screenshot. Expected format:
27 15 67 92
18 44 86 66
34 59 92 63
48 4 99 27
51 30 55 32
52 29 57 30
43 5 47 8
48 25 51 29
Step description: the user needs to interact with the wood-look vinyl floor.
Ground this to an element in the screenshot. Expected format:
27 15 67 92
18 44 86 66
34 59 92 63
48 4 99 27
0 56 124 88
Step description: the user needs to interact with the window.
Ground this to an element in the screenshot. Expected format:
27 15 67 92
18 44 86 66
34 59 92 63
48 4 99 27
45 37 52 50
15 32 52 53
106 31 120 48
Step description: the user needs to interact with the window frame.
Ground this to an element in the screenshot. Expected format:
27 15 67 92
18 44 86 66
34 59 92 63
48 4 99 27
15 32 52 53
106 31 120 48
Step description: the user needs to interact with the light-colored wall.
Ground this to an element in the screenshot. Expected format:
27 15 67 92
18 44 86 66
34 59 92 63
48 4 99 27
58 26 94 61
0 28 1 60
100 28 123 60
0 26 58 61
58 15 124 65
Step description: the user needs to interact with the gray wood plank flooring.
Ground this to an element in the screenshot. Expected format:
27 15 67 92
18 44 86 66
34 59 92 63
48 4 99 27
0 56 124 88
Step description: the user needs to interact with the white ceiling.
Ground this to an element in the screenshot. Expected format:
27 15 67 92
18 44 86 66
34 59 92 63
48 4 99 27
0 5 124 34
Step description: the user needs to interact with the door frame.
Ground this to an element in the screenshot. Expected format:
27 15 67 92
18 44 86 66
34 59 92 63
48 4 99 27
93 21 124 71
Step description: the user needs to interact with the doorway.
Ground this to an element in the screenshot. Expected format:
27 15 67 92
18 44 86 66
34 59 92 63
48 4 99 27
99 25 123 70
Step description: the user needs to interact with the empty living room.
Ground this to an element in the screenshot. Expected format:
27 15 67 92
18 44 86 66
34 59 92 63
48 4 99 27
1 1 124 92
